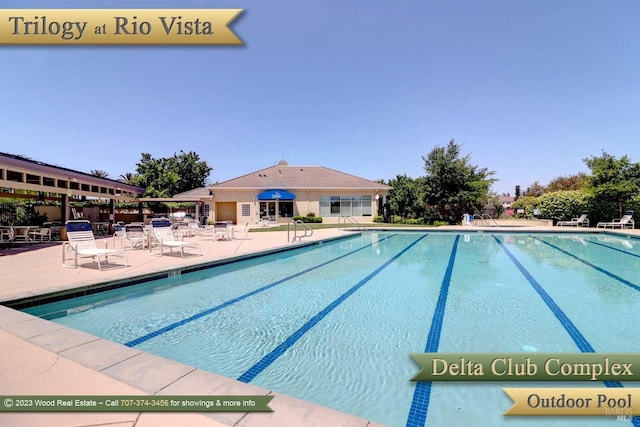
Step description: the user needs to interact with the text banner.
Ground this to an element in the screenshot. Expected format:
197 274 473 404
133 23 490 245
411 353 640 381
0 9 243 45
0 396 273 412
504 388 638 416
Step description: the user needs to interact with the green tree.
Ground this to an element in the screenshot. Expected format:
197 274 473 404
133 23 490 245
546 173 589 192
523 181 546 197
118 172 137 184
131 151 212 198
421 140 496 224
583 151 640 220
173 150 212 194
387 174 424 219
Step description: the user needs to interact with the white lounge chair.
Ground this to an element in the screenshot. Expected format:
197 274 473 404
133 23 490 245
233 222 251 239
150 218 202 257
556 211 589 227
63 220 128 270
596 211 635 229
123 224 147 249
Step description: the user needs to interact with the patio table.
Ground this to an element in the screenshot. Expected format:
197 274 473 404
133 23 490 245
11 226 34 242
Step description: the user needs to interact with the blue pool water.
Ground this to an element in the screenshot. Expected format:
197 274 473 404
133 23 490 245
23 232 640 427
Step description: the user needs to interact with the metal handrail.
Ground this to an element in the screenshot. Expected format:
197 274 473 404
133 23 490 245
287 219 314 242
338 216 368 232
472 214 499 227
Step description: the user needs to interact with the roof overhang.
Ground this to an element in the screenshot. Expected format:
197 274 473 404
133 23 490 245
257 189 296 200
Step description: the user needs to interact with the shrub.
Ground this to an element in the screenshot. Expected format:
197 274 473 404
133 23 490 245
432 220 449 227
405 218 425 225
510 196 539 219
537 190 591 221
373 216 384 223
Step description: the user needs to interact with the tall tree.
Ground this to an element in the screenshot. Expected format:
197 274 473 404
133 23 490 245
118 172 137 185
131 151 212 198
523 181 546 197
546 173 589 192
386 174 424 219
421 140 496 224
89 169 110 178
173 150 212 194
583 151 640 218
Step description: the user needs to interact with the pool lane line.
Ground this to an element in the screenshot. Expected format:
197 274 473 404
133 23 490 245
237 234 429 384
124 233 400 347
405 235 460 427
494 237 640 398
531 236 640 293
495 236 640 427
582 238 640 259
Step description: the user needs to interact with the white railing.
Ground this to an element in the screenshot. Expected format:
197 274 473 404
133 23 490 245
338 216 368 233
287 220 313 242
472 214 499 227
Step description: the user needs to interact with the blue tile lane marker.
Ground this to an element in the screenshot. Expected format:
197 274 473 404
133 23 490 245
125 234 399 347
494 236 640 427
237 234 429 384
532 236 640 293
405 235 460 427
586 239 640 259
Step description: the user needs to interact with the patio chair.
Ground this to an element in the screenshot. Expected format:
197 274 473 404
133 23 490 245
123 224 147 250
556 211 589 227
28 227 52 241
63 220 128 270
214 222 231 241
233 222 251 239
0 227 14 243
596 211 635 229
150 218 202 257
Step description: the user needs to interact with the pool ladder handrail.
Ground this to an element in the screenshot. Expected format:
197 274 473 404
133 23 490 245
338 216 368 233
472 214 499 227
287 219 314 242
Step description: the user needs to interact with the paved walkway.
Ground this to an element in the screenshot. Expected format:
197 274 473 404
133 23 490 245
1 225 638 426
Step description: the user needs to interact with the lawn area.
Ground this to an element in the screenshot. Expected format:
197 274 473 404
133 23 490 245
249 222 433 232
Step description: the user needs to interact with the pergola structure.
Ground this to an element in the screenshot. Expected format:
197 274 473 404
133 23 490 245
0 152 144 223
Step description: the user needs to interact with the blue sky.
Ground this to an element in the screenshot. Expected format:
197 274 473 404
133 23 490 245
2 0 640 195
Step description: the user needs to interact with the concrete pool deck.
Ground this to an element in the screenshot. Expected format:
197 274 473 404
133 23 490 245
1 225 639 426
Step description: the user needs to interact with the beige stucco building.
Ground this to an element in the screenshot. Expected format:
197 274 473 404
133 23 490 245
175 161 392 225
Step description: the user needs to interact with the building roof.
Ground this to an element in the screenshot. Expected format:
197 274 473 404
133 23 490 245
0 152 144 199
174 161 391 198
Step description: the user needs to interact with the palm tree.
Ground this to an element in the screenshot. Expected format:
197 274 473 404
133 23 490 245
118 172 136 184
89 169 110 179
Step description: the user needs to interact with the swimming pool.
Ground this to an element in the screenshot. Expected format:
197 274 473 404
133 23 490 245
23 231 640 426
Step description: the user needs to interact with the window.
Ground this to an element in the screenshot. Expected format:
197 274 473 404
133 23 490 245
203 204 210 217
320 195 373 217
352 196 362 216
6 170 23 182
43 177 55 187
241 204 250 216
278 201 293 218
26 174 40 185
361 195 372 216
